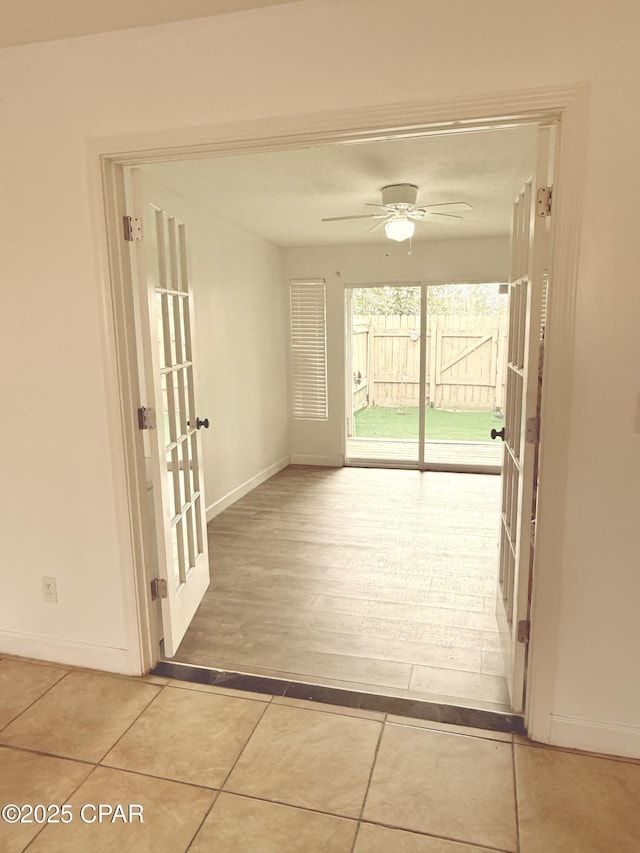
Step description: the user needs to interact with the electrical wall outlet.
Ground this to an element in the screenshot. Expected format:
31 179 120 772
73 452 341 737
42 576 58 604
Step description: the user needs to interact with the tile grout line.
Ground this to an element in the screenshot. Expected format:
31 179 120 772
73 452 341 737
349 715 387 853
358 816 513 853
0 742 97 766
183 790 220 853
187 789 362 831
515 736 640 768
98 690 270 786
22 758 101 851
184 698 273 852
0 667 71 735
219 700 271 786
94 680 166 766
94 757 230 792
512 738 521 853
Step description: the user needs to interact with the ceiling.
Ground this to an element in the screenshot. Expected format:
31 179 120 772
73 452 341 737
143 125 538 248
0 0 298 49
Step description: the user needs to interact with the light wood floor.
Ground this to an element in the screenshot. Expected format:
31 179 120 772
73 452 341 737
174 466 509 711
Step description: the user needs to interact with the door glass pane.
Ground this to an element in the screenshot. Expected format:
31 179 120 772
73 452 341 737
166 450 176 519
346 286 420 463
176 439 186 512
160 292 173 369
167 295 177 366
156 292 166 369
170 521 181 587
185 504 196 571
193 493 204 555
182 295 192 361
176 296 187 364
181 433 193 502
170 372 182 441
173 295 185 365
423 283 507 469
160 375 171 448
176 369 188 439
184 365 195 427
175 516 186 584
186 435 196 496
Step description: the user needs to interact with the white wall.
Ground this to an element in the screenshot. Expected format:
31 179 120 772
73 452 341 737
284 237 509 464
0 0 639 754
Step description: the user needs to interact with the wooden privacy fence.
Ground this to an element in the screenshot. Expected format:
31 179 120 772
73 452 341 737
352 314 507 412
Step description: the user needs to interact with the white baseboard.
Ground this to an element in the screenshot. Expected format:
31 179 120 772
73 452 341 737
205 456 290 522
548 714 640 759
0 630 138 675
289 455 343 467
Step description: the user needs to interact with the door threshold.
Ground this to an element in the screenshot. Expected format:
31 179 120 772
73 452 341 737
152 660 525 736
345 459 501 474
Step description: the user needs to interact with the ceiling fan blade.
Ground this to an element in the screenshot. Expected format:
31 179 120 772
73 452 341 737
365 202 390 208
321 214 380 222
416 202 473 212
425 212 464 221
368 219 386 232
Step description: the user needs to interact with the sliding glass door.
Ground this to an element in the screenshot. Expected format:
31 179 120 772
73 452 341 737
345 286 421 465
345 283 507 471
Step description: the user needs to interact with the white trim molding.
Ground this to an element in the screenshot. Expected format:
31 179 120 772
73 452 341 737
548 715 640 760
206 456 290 521
0 631 138 675
524 83 590 745
92 85 588 738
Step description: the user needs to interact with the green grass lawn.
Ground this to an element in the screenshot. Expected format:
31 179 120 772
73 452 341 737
354 406 503 441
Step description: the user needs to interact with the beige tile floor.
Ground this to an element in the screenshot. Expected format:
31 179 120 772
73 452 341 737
1 656 639 852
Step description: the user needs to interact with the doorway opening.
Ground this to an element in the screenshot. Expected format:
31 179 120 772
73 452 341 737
124 123 546 718
99 92 575 740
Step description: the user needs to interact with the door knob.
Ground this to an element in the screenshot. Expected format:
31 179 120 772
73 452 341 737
196 417 210 430
491 427 505 441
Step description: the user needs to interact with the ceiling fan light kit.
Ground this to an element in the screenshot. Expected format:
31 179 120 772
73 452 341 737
321 183 472 243
385 217 415 242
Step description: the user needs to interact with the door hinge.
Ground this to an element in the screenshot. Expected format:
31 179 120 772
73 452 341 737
150 578 168 601
536 186 552 217
517 619 531 644
137 406 156 430
526 416 540 444
123 215 142 242
530 517 537 543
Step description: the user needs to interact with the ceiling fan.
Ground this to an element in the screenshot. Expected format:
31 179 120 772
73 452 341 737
321 183 472 242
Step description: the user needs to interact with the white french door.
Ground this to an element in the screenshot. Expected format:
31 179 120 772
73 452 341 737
130 169 210 658
495 127 552 711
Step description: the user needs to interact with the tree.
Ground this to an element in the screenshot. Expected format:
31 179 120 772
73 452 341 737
352 283 507 317
352 286 420 315
427 284 507 316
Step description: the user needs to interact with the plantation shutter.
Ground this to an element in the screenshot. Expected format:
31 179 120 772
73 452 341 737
289 280 328 420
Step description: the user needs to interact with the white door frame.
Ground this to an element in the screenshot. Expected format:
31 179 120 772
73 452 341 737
90 84 588 742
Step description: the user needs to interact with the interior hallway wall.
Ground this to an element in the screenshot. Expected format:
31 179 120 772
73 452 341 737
0 0 638 756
